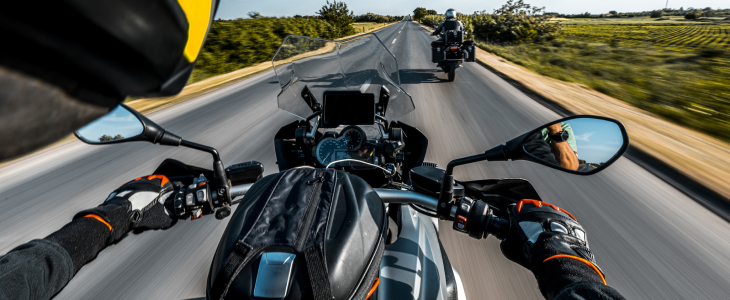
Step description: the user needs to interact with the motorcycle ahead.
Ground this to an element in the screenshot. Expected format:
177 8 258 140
430 26 476 82
74 33 629 300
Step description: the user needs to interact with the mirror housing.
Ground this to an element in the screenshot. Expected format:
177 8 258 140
483 115 629 175
75 104 182 147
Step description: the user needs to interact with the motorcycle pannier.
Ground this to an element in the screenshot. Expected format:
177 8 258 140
464 41 476 62
431 41 445 63
207 168 387 300
444 30 464 44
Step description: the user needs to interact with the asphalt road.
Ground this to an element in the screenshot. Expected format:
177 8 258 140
1 21 729 299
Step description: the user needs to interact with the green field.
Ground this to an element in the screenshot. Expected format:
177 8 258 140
562 24 730 50
558 16 730 25
478 21 730 143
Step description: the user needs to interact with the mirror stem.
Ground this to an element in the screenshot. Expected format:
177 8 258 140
445 153 487 175
180 140 231 202
181 140 221 162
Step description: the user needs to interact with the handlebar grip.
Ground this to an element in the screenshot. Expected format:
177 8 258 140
485 214 509 241
453 198 510 240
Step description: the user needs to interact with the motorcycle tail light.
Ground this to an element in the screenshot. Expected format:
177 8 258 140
450 46 458 51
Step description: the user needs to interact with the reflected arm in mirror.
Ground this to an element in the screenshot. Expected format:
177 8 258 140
492 115 630 175
546 123 579 171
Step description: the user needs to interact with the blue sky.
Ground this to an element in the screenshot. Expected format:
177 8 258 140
216 0 728 20
76 106 143 142
564 118 624 164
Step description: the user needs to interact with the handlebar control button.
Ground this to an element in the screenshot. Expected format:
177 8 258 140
456 215 467 230
196 189 207 203
185 193 195 206
452 197 473 233
191 208 203 220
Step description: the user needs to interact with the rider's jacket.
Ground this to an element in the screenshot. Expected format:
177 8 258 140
0 214 627 300
434 19 464 37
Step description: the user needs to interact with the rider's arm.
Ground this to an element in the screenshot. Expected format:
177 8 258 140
431 21 444 36
0 175 175 300
536 255 625 300
501 200 626 300
547 123 579 170
0 216 118 300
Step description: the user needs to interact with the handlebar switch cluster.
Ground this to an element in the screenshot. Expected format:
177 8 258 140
453 197 473 233
452 197 509 240
184 174 213 220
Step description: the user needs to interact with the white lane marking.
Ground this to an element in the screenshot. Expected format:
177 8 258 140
392 38 397 44
360 78 372 93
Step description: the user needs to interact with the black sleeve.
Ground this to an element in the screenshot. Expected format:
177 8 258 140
0 217 110 300
536 258 626 300
555 282 626 300
434 22 444 35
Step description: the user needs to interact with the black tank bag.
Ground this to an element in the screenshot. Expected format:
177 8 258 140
207 168 387 300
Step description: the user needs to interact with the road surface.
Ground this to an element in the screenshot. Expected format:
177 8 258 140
1 21 729 299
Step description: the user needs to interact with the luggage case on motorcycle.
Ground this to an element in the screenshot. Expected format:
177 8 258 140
207 168 387 300
444 30 464 44
431 41 445 63
464 41 476 62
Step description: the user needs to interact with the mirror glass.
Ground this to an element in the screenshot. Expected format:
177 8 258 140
75 105 144 144
523 117 625 173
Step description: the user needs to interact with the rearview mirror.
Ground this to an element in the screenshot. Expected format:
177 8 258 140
521 117 628 174
75 104 181 146
75 105 144 144
445 116 629 177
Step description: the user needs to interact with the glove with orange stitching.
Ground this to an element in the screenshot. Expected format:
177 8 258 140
73 175 179 244
500 199 607 299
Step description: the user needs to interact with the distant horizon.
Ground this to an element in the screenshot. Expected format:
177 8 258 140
215 0 728 20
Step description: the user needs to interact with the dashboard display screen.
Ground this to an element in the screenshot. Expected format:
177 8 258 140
322 92 375 127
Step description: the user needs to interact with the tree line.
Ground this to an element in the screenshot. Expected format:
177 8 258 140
415 0 563 44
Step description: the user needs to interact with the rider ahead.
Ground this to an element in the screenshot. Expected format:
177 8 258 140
0 2 625 299
431 9 464 41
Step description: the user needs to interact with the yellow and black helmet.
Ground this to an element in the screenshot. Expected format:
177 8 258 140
0 0 219 107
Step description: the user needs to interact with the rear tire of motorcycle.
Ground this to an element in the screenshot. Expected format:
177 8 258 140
448 68 456 82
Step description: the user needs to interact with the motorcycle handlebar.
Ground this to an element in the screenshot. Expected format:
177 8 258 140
228 184 508 240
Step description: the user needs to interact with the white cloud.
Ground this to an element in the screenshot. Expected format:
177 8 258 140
575 132 594 142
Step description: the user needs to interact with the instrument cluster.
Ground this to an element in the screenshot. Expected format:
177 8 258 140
315 125 375 166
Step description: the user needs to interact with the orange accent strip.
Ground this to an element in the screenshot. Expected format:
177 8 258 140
198 182 207 187
543 255 606 285
366 278 380 299
132 174 170 187
83 214 112 231
517 199 577 221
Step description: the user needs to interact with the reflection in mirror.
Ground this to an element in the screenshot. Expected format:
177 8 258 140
75 105 143 144
523 118 625 173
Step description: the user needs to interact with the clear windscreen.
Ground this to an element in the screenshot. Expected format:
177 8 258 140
272 34 414 121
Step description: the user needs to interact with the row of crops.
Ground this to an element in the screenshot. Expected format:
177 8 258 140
563 24 730 49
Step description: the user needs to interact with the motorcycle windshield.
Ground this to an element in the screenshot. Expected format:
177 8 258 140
272 34 414 121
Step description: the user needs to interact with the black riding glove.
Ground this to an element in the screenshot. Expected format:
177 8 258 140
500 199 608 300
73 175 179 244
